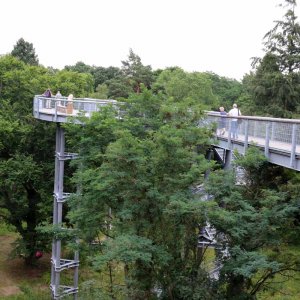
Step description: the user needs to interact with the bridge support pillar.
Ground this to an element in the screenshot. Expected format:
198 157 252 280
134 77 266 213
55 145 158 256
224 149 232 170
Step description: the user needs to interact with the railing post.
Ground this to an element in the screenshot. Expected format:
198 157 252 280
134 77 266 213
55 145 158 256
290 124 297 168
54 100 58 122
243 119 249 155
227 119 232 149
265 122 271 158
34 96 38 118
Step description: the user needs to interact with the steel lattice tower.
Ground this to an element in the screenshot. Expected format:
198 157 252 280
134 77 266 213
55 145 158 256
50 124 79 299
33 95 118 299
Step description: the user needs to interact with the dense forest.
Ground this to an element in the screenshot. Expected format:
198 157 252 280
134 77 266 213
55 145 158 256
1 0 300 299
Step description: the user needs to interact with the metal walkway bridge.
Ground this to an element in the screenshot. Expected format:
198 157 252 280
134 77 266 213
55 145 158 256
34 96 300 172
205 112 300 172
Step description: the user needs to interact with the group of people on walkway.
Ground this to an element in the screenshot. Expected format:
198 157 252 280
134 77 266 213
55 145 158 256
217 103 242 139
42 88 74 113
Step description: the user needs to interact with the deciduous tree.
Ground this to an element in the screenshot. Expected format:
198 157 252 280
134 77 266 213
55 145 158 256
67 89 216 299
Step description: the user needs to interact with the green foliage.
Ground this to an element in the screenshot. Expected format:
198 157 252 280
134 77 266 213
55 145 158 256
67 89 216 298
0 219 16 235
11 37 39 66
206 148 300 299
105 76 132 99
0 54 94 265
154 67 218 109
53 69 94 97
121 48 155 93
246 0 300 117
89 83 109 99
263 0 300 74
64 61 122 94
205 72 244 111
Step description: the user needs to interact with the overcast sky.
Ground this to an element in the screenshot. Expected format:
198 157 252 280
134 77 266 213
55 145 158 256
1 0 298 81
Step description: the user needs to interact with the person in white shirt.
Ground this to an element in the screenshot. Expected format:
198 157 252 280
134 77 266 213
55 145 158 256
228 103 241 139
55 90 62 106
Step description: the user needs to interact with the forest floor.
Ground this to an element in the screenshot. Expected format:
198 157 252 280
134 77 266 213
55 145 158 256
0 223 300 299
0 231 50 299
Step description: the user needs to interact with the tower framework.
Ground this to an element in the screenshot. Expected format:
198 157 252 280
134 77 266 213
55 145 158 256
33 95 118 299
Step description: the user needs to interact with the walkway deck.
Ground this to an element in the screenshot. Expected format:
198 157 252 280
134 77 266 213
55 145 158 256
33 97 300 171
33 95 119 123
206 112 300 171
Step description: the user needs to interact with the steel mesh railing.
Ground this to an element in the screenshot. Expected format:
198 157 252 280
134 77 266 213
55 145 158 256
205 112 300 154
33 95 119 118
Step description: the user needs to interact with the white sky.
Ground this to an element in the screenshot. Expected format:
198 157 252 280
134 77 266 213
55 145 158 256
1 0 298 81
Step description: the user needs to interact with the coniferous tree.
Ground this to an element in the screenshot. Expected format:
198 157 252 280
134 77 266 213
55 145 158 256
205 148 299 299
121 49 154 93
11 38 39 66
248 0 300 117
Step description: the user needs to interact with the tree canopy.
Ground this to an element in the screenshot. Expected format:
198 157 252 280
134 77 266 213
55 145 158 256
246 0 300 117
11 38 39 66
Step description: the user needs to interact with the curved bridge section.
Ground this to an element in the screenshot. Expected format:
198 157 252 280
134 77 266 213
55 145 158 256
33 95 118 123
205 112 300 171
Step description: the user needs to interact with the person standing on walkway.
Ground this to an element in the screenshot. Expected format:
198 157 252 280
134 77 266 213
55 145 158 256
66 94 74 114
55 90 62 106
43 88 53 108
228 103 241 139
218 106 227 135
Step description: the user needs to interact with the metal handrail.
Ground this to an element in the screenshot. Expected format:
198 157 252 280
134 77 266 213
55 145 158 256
206 111 300 124
33 95 121 122
204 111 300 169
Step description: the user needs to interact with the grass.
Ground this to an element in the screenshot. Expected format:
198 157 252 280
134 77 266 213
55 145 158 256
0 220 125 299
0 222 16 236
0 221 50 299
256 245 300 300
1 220 300 299
257 270 300 300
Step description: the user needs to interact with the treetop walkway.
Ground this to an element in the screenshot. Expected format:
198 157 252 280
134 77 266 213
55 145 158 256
33 95 300 171
205 111 300 171
33 95 119 123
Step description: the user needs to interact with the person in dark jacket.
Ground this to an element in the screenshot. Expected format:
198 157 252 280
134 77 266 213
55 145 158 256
43 88 53 108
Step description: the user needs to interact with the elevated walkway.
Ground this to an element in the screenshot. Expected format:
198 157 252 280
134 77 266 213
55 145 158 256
33 95 119 123
205 112 300 171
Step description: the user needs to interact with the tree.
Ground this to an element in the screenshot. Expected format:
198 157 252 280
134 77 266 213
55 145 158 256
91 66 122 90
11 38 39 66
64 61 93 74
248 0 300 117
205 148 299 299
121 49 154 93
0 56 54 264
263 0 300 74
0 55 94 265
64 62 123 94
154 67 218 109
53 70 94 97
105 76 132 99
67 88 216 299
205 72 244 111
